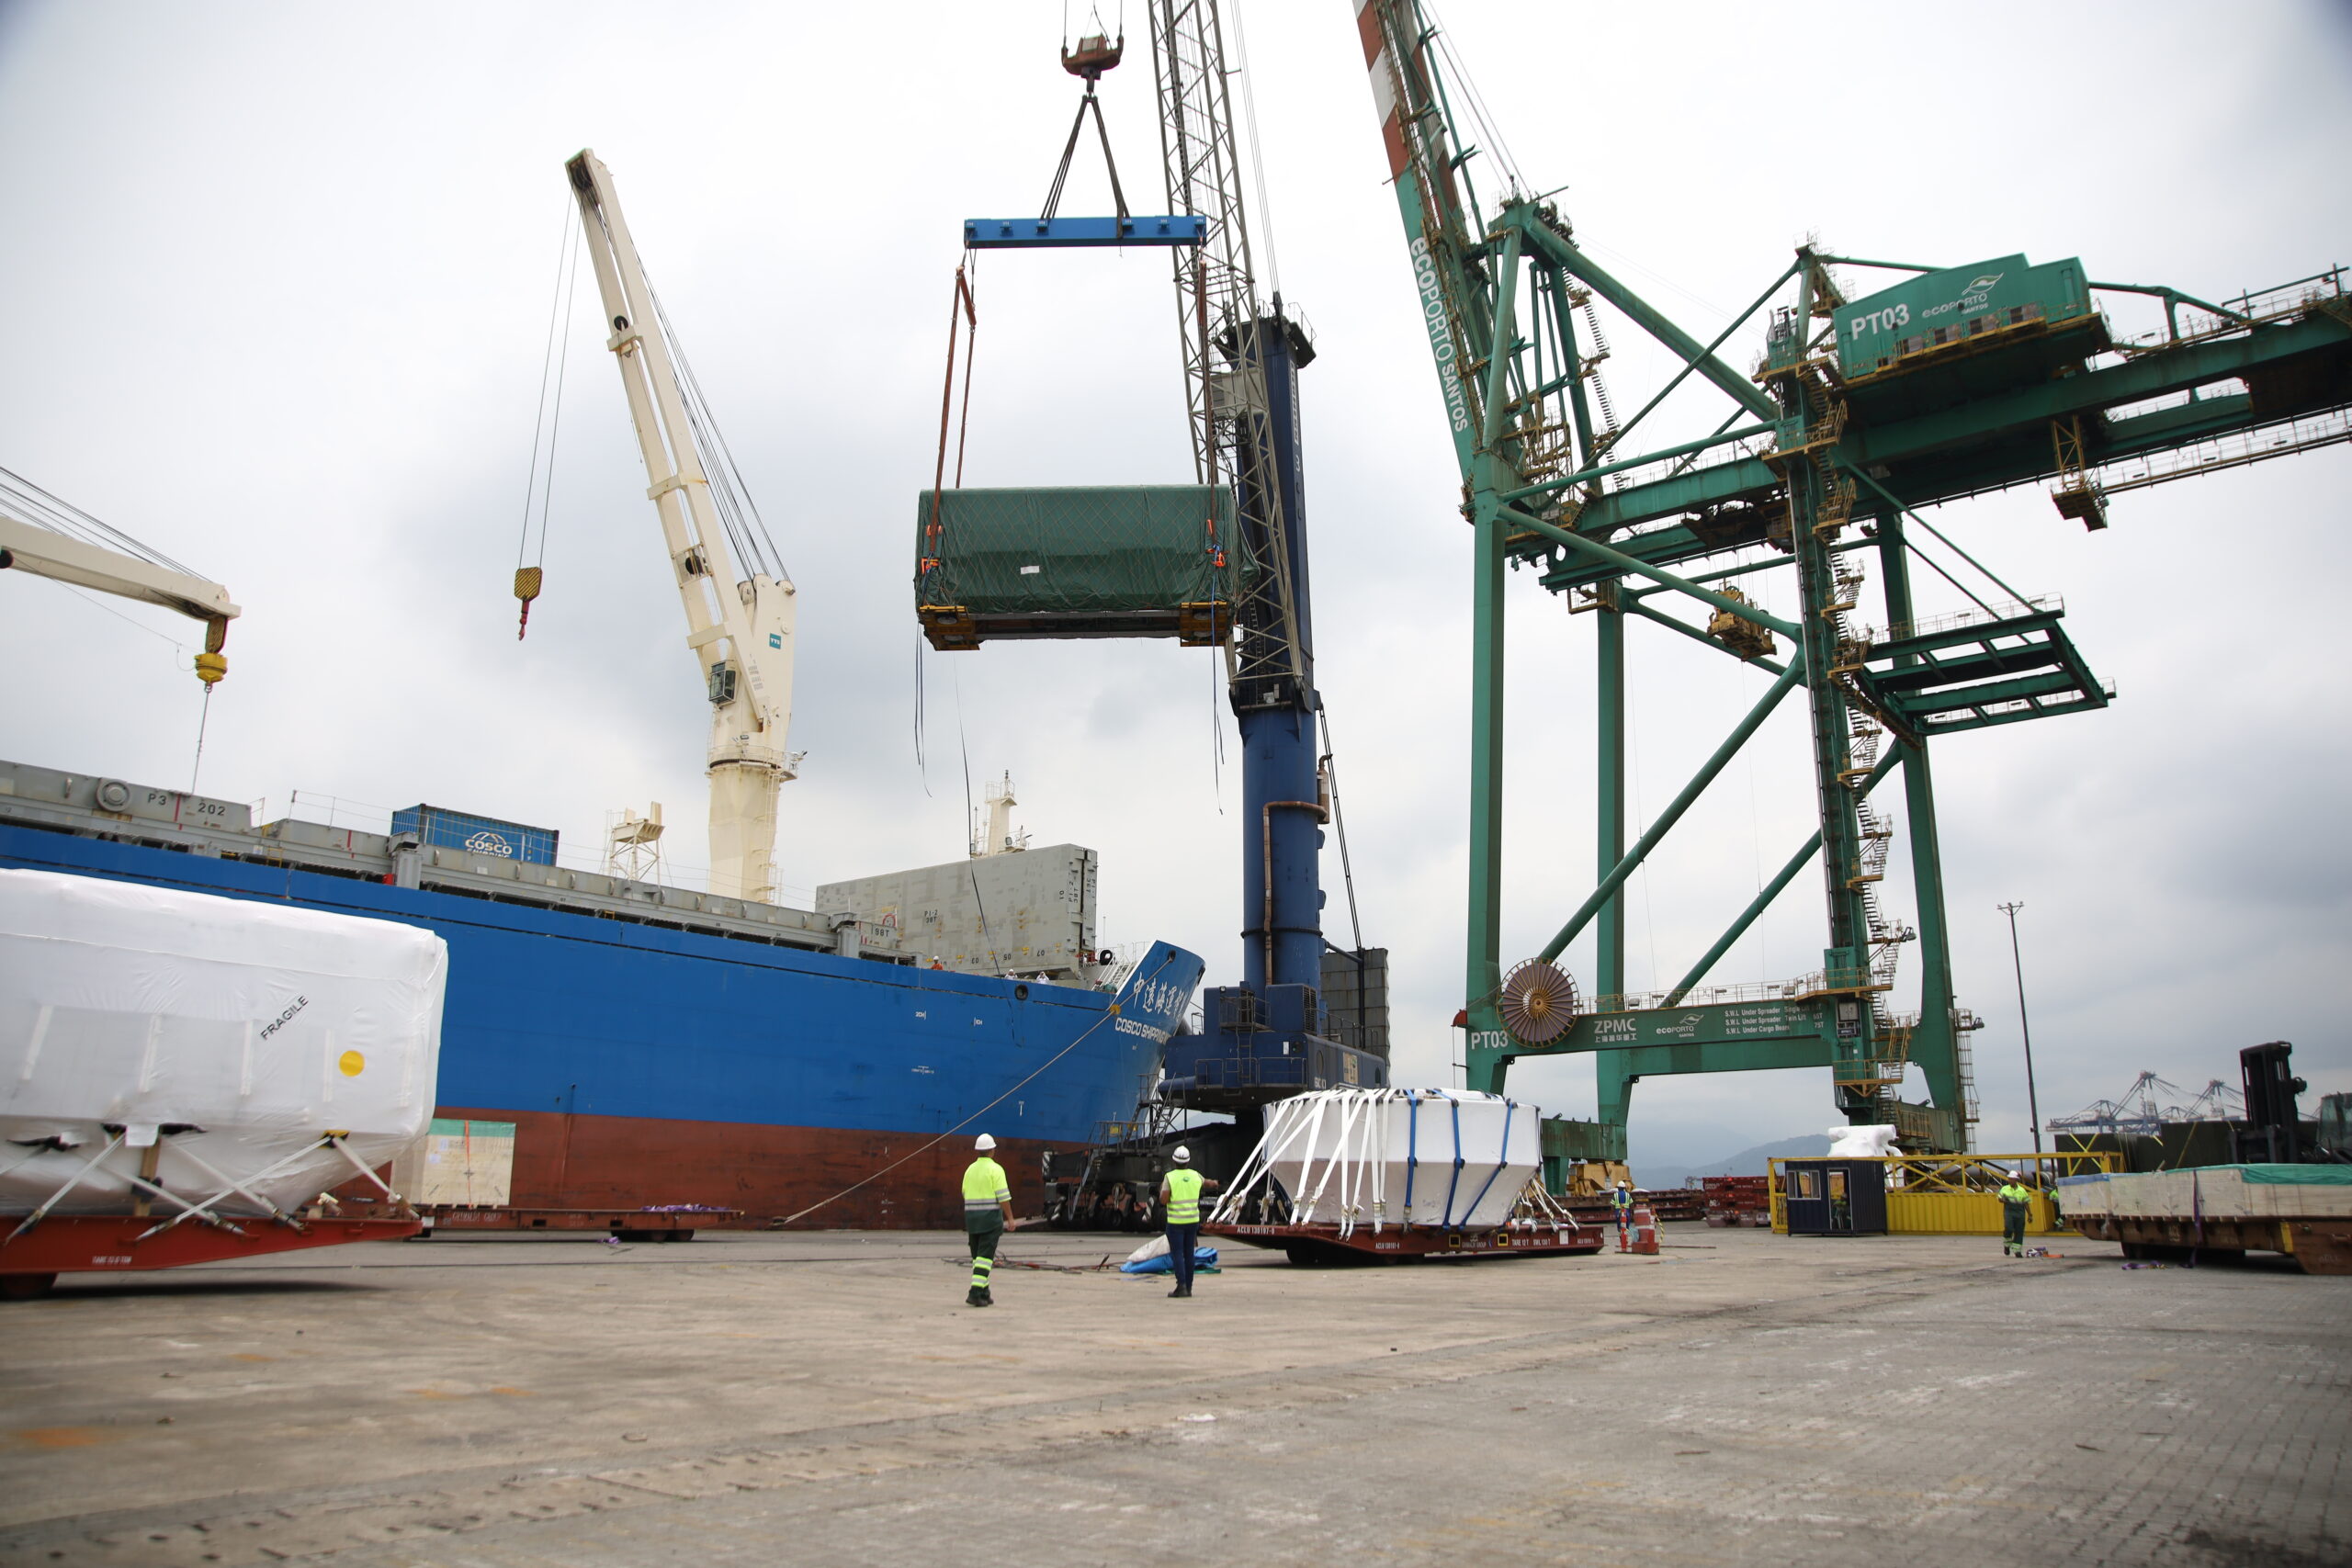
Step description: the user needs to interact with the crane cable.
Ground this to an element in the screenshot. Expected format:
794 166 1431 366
770 948 1180 1229
916 260 981 782
513 200 582 639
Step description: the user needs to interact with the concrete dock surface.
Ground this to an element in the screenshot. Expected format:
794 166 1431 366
1 1225 2343 1567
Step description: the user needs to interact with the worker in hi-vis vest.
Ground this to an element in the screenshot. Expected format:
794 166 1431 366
962 1134 1014 1308
1998 1175 2035 1258
1611 1179 1636 1252
1158 1146 1220 1299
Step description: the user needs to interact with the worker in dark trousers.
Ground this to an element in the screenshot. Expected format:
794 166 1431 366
1158 1146 1219 1299
962 1134 1014 1307
1998 1174 2034 1258
1611 1179 1635 1251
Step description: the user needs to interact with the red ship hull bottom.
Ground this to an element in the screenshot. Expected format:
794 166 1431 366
431 1106 1071 1230
0 1215 423 1298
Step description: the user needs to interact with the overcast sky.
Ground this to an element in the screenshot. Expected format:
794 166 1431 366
3 2 2346 1168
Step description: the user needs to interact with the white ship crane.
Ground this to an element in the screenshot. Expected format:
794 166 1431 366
562 150 797 905
0 467 240 686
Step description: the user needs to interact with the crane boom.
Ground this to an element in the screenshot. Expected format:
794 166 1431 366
563 150 797 905
0 506 238 684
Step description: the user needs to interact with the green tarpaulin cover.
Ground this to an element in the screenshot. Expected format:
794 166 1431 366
915 486 1240 615
2238 1164 2352 1185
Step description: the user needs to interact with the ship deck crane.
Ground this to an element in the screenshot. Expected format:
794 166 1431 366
0 468 239 686
1353 0 2352 1156
562 151 797 905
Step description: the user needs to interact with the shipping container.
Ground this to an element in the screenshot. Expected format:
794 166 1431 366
390 805 560 866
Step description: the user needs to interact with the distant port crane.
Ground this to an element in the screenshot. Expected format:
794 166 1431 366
2049 1074 2245 1138
1354 0 2352 1154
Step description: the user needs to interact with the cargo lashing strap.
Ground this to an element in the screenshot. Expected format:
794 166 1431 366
132 1133 407 1243
3 1129 406 1247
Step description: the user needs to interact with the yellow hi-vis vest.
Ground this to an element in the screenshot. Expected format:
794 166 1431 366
1165 1168 1204 1224
963 1156 1010 1221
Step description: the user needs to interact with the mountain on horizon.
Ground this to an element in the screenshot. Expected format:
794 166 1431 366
1633 1133 1833 1190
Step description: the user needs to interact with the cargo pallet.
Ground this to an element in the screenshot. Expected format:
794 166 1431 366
413 1206 740 1241
1210 1219 1606 1267
0 1213 423 1300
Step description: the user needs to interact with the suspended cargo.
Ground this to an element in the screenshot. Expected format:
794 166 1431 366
915 484 1241 649
0 868 447 1222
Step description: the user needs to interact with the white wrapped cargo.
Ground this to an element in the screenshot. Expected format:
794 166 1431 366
1216 1088 1540 1234
0 869 446 1219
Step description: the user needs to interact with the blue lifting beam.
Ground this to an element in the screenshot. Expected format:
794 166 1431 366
964 215 1206 249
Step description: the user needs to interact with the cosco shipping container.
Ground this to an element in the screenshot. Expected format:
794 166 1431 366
390 805 560 866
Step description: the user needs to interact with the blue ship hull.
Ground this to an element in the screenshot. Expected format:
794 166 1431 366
0 824 1203 1226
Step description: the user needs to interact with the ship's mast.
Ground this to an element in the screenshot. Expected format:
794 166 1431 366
563 150 797 904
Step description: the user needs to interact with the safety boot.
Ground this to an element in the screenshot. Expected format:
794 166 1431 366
965 1287 987 1307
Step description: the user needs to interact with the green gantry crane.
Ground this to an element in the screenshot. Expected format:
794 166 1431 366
1354 0 2352 1156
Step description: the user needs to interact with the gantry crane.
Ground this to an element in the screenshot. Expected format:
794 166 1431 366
1354 0 2352 1155
563 151 798 905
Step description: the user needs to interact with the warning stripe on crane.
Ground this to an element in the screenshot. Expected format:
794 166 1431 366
1355 1 1410 181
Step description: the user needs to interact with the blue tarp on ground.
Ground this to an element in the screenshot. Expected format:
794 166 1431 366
1119 1247 1219 1276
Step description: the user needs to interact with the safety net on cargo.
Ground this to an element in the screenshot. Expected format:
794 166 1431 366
914 485 1242 647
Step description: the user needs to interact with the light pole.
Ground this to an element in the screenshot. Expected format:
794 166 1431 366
1997 901 2043 1160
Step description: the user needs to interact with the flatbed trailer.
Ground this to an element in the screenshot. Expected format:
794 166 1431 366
2058 1166 2352 1274
413 1206 740 1241
2068 1213 2352 1274
1 1213 423 1299
1209 1217 1607 1267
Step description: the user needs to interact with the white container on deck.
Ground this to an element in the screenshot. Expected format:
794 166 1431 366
1219 1088 1541 1234
0 869 447 1217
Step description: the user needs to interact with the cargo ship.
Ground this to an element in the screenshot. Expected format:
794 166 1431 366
0 759 1204 1227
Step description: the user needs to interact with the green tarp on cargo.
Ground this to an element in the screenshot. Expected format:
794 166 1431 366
915 485 1240 616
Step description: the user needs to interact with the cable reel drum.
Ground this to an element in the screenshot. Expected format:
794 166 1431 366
1499 959 1581 1045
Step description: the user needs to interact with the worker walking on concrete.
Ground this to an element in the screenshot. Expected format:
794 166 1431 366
1998 1173 2035 1258
1159 1146 1220 1299
1611 1179 1635 1252
962 1134 1014 1307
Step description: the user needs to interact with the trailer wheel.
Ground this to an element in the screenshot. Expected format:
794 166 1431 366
0 1272 58 1302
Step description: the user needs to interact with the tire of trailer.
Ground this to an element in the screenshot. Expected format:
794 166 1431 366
0 1272 58 1302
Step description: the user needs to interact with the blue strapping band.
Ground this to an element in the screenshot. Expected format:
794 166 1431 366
1404 1095 1419 1214
1442 1100 1464 1227
1461 1098 1514 1224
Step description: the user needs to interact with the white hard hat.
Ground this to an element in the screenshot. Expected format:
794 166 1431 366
1171 1146 1192 1164
975 1134 997 1151
1616 1179 1630 1188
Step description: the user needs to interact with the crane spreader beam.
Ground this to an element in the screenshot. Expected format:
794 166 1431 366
963 215 1205 249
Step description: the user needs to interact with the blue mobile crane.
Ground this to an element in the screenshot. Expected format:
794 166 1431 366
915 7 1386 1117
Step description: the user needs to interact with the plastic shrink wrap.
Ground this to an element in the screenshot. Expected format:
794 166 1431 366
1226 1088 1539 1231
0 869 447 1217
